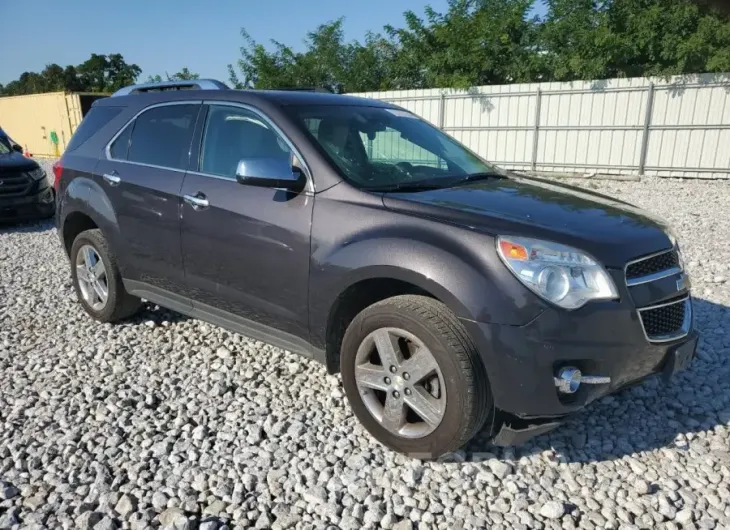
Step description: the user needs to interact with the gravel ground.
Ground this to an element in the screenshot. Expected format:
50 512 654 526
1 175 729 530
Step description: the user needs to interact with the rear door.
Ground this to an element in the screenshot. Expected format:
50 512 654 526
94 102 202 297
179 102 314 344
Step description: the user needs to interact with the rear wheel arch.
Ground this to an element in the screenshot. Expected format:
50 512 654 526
60 176 122 259
62 211 99 256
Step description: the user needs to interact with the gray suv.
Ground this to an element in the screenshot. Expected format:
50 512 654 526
55 79 696 458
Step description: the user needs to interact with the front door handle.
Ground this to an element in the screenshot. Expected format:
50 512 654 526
183 193 209 210
102 172 121 186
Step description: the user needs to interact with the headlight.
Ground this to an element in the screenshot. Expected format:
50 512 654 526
496 236 618 310
28 168 46 181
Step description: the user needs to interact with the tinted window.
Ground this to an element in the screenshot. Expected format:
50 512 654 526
0 137 11 154
66 106 122 153
109 123 132 160
200 105 292 178
128 104 198 170
289 105 495 190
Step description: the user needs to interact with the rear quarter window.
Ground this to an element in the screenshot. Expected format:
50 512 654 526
66 106 124 153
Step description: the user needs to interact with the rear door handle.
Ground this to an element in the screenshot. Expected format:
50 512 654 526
103 173 121 186
183 193 209 210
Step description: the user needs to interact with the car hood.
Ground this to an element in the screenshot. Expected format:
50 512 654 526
381 176 673 268
0 151 38 171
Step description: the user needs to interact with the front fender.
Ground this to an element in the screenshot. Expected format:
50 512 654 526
309 232 546 350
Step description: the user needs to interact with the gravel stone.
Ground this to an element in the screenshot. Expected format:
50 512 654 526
0 508 20 528
152 491 169 511
158 507 188 528
94 516 117 530
0 484 20 500
114 494 136 517
75 511 104 530
676 508 694 524
634 478 651 495
540 500 566 519
1 173 730 530
488 460 512 478
364 508 385 525
199 520 221 530
381 512 397 529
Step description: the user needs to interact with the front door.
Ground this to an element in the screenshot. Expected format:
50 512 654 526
180 103 313 346
96 102 201 294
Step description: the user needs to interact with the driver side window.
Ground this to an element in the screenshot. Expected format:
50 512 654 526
200 105 292 179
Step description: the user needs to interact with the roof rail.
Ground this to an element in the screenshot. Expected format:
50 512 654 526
111 79 229 97
271 87 334 94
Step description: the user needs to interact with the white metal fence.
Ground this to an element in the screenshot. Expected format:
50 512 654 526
350 73 730 179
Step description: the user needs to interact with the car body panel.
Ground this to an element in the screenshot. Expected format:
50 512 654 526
381 176 673 268
0 150 37 171
0 143 54 221
307 183 548 352
92 156 189 294
179 173 314 342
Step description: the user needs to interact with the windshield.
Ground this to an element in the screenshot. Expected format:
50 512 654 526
0 137 11 155
288 105 502 191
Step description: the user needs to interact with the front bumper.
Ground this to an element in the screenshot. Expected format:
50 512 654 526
462 293 697 439
0 185 55 222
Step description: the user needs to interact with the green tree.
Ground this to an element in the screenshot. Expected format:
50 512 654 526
170 67 200 80
146 68 200 83
228 1 543 92
539 0 730 81
75 53 142 92
228 19 395 92
225 0 730 92
387 0 543 88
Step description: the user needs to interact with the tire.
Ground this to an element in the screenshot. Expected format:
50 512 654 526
70 228 141 322
341 295 492 459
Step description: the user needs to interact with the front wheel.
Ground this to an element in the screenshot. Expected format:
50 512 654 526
341 295 492 459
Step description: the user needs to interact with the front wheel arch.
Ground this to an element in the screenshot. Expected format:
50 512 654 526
323 272 471 374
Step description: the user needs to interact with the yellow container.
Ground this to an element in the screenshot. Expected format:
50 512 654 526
0 92 107 157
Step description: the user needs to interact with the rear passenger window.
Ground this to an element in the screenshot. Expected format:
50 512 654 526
66 106 123 153
127 104 199 170
109 124 132 160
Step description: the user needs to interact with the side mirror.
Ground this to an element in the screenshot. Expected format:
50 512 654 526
11 144 23 153
235 157 306 192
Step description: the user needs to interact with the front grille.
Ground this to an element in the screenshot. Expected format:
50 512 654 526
639 298 689 341
0 171 32 197
626 249 679 280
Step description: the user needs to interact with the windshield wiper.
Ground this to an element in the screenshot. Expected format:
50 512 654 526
369 172 506 193
451 172 506 186
368 180 453 193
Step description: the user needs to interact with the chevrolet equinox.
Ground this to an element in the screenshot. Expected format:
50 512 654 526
54 79 697 458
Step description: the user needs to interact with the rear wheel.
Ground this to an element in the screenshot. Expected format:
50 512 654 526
70 229 141 322
341 295 492 459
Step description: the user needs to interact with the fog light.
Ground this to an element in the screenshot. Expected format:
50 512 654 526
40 189 54 203
554 367 612 394
555 366 582 394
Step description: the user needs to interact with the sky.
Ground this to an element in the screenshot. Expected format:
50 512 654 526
0 0 546 86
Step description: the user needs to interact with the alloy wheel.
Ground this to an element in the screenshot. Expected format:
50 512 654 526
75 244 109 311
354 327 446 438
